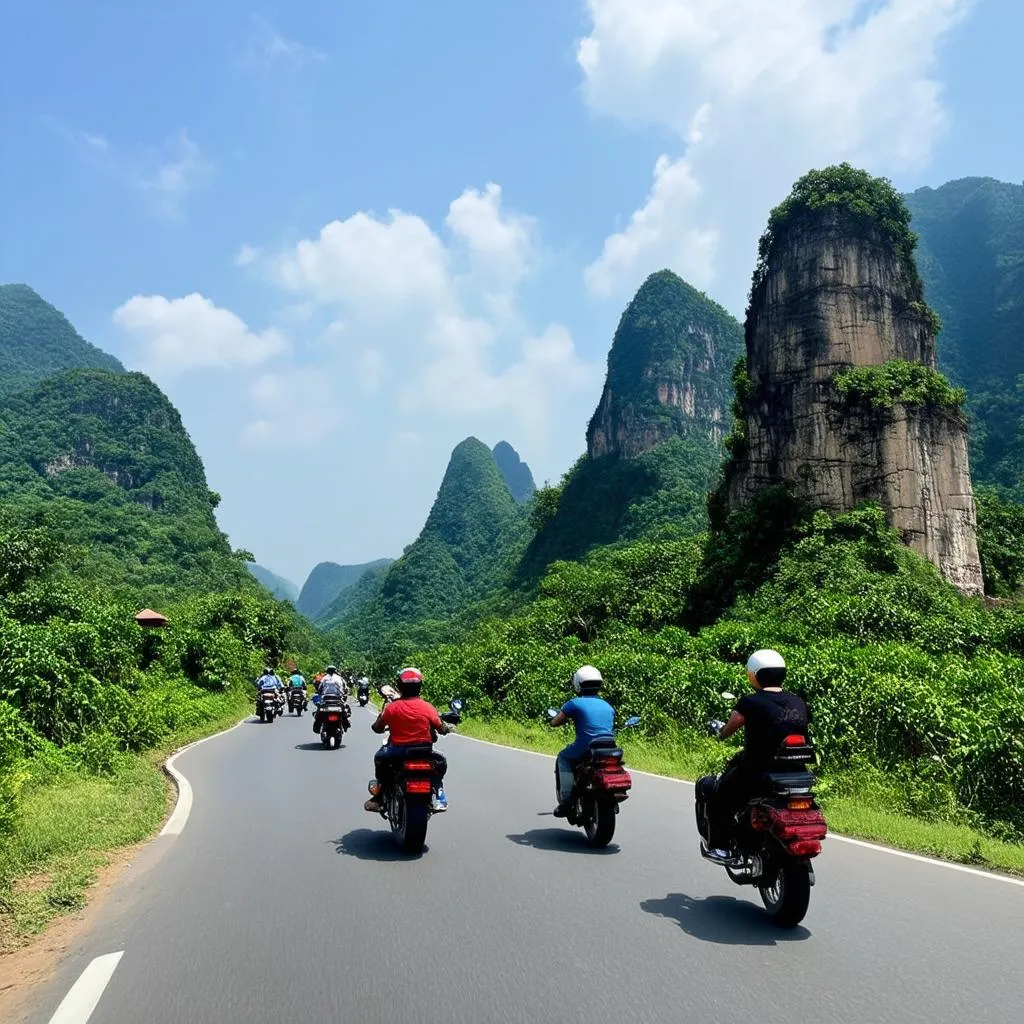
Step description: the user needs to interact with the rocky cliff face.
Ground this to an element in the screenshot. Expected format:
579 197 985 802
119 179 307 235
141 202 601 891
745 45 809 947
728 183 983 595
586 270 743 460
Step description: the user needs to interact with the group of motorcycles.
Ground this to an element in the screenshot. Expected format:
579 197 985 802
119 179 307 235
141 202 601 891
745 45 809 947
254 678 826 927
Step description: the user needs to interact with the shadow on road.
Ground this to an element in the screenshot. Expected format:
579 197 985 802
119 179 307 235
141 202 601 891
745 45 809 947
506 829 619 855
331 828 425 861
294 742 345 751
640 892 811 945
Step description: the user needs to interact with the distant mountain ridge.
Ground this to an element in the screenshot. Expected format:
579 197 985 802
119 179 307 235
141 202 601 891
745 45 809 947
298 559 393 618
492 441 535 503
0 284 124 397
248 563 299 602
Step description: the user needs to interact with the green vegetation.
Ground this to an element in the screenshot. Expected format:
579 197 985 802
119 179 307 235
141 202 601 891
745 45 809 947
247 563 299 603
422 499 1024 866
0 285 123 399
518 437 721 582
0 369 250 604
833 360 966 412
752 164 923 298
298 559 393 619
0 511 327 944
586 270 743 450
906 178 1024 499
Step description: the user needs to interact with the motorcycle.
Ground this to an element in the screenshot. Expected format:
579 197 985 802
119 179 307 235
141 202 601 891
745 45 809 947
287 687 308 716
314 694 351 749
370 699 463 854
357 682 370 707
256 689 280 724
695 694 828 928
545 709 641 848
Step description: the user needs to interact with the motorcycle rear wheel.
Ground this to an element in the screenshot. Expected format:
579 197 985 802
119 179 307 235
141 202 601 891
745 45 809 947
759 859 811 927
583 797 616 848
389 791 428 854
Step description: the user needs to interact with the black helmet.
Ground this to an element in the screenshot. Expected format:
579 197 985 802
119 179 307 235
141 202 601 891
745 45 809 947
325 665 337 675
395 667 424 697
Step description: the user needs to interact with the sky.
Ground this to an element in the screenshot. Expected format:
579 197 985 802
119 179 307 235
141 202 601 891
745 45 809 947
1 1 1022 585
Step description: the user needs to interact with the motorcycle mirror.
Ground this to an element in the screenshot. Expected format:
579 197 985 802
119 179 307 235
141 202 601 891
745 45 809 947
450 699 464 712
545 708 558 721
623 716 641 729
721 692 736 701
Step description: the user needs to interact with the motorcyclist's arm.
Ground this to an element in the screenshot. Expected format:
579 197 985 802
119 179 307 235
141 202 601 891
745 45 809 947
371 710 388 734
548 711 568 728
720 712 745 740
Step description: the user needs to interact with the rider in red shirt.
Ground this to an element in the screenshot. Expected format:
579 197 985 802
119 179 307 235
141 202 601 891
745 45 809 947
365 667 452 813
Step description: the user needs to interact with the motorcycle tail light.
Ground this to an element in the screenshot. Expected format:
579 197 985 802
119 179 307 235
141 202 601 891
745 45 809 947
787 797 813 810
788 839 822 858
403 760 434 772
405 780 432 794
327 713 340 722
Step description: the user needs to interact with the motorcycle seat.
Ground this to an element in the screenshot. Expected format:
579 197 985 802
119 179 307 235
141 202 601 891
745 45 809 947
391 743 435 758
766 771 816 794
585 739 622 758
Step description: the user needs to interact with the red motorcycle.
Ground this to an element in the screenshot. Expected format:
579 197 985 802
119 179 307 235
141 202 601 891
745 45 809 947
696 727 827 927
546 711 641 847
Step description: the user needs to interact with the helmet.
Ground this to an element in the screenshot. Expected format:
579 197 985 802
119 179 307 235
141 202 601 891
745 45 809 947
395 667 424 697
325 665 337 675
746 649 787 687
572 665 603 695
263 667 273 676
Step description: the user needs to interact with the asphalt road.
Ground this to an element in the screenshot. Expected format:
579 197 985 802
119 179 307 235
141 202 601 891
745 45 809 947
25 705 1024 1024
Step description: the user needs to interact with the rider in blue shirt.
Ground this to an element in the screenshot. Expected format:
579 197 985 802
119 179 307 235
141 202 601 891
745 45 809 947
546 665 616 816
257 668 282 690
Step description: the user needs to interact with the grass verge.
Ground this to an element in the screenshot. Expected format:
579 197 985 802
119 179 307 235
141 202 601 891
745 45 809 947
0 692 250 951
457 716 1024 877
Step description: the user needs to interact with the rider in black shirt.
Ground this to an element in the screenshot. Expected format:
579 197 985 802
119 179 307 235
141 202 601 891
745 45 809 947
700 649 808 860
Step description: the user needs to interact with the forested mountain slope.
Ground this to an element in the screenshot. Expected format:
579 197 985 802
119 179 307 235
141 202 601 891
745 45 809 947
906 178 1024 497
0 284 124 397
297 559 393 619
248 563 300 603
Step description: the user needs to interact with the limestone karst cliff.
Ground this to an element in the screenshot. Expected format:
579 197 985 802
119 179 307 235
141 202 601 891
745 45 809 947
726 165 983 595
586 270 743 459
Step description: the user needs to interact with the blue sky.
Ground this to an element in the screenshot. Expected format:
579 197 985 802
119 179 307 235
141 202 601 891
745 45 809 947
1 1 1021 584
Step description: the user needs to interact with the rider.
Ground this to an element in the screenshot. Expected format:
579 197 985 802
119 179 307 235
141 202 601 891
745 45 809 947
699 649 809 861
546 665 616 817
365 667 452 814
256 667 283 709
286 669 307 707
313 665 349 731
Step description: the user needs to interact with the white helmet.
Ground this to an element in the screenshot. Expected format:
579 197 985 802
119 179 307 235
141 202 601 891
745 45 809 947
572 665 604 695
746 649 786 683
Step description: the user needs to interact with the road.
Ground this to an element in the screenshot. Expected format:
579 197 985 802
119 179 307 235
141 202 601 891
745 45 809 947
24 705 1024 1024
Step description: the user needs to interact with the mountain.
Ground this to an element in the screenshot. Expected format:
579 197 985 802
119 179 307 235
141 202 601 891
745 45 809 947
297 559 393 619
587 270 742 458
518 271 742 579
247 563 299 602
339 437 527 639
904 178 1024 496
316 560 394 629
0 367 249 601
725 164 981 595
492 441 535 503
0 284 124 397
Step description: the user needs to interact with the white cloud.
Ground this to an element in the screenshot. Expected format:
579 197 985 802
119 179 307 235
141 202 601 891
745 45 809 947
235 243 261 267
132 130 209 220
275 209 454 313
238 14 326 69
264 184 596 442
113 293 287 374
241 367 334 448
580 0 973 309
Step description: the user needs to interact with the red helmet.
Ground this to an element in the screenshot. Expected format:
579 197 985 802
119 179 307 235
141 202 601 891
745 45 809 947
395 667 424 697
